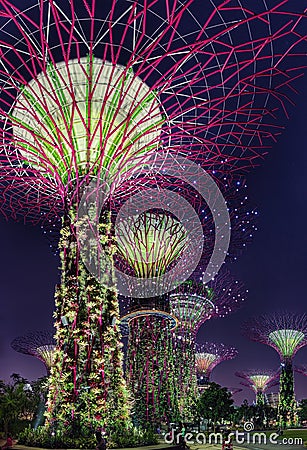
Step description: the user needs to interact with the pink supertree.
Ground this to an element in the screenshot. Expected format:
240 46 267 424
11 331 56 375
0 0 305 433
235 369 279 405
0 1 306 223
195 342 238 390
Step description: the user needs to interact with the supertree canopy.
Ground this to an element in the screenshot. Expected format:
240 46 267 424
115 176 251 423
170 270 245 418
0 0 305 435
0 1 305 220
11 331 56 375
116 210 187 288
195 342 238 388
235 370 278 405
243 312 307 427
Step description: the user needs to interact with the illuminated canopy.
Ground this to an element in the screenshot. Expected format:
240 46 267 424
269 329 305 360
11 331 56 372
12 58 163 186
116 211 187 278
236 370 278 393
195 341 238 378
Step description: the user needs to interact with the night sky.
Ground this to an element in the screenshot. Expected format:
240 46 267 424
0 1 307 407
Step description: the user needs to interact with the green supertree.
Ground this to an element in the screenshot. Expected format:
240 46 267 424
235 370 278 406
117 210 184 426
243 313 307 428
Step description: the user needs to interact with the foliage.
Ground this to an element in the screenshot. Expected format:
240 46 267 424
0 374 42 435
278 363 297 427
18 425 96 449
298 399 307 423
45 211 130 432
127 316 179 427
108 426 158 448
233 399 277 429
197 382 234 430
18 424 158 449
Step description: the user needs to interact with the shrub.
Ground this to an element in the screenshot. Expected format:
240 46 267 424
18 426 96 449
18 425 158 449
108 427 158 448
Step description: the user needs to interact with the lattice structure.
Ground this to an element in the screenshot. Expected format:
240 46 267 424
11 331 56 374
0 0 305 433
295 365 307 376
170 270 244 417
116 209 188 300
0 1 306 224
243 313 307 427
235 370 279 405
171 269 247 331
196 342 238 389
228 387 243 396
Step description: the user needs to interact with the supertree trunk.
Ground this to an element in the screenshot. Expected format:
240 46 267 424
127 314 179 427
256 391 265 407
46 203 129 434
278 360 297 428
173 331 198 422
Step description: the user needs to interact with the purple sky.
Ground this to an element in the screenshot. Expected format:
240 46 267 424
0 2 306 407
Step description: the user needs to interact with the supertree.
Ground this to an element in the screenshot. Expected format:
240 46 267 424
11 331 56 375
115 177 252 424
170 271 244 418
0 0 305 433
117 208 182 426
195 342 238 391
243 313 307 427
235 370 278 406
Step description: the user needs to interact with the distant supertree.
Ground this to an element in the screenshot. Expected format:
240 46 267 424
0 0 305 433
235 370 279 405
170 272 244 416
195 342 238 390
11 331 55 375
243 313 307 427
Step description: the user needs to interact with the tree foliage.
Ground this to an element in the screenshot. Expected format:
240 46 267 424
298 399 307 423
197 382 234 430
0 374 43 434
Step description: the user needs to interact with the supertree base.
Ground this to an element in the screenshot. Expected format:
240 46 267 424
278 362 297 428
45 207 130 433
126 314 179 427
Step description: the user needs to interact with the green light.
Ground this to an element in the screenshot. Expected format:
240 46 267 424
249 374 272 392
269 329 304 358
12 57 163 186
196 353 218 374
117 211 187 277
